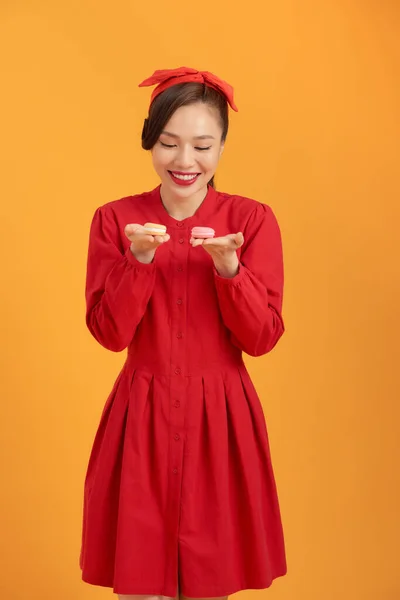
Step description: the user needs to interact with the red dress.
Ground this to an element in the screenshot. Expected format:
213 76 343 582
80 185 287 597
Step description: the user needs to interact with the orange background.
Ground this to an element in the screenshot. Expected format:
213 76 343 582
1 2 399 599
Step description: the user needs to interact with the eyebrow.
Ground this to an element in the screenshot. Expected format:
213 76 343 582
161 130 216 140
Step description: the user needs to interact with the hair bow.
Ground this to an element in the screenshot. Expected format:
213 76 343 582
138 66 238 112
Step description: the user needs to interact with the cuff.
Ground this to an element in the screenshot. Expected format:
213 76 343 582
124 246 157 271
213 263 246 286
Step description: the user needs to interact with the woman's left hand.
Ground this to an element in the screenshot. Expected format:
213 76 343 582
190 232 244 278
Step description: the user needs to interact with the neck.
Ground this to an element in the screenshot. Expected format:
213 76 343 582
160 184 209 221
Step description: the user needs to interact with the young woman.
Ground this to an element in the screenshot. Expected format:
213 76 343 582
80 67 287 600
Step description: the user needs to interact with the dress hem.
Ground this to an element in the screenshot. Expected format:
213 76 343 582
81 568 287 597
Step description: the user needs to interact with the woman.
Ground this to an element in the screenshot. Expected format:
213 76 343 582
80 66 287 600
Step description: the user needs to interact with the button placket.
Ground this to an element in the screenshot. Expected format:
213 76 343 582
164 223 189 586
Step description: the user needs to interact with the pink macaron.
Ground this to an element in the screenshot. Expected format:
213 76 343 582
191 226 215 239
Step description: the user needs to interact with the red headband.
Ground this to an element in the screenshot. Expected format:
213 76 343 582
138 66 238 112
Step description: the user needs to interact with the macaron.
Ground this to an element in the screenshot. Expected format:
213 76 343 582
143 222 167 236
191 226 215 239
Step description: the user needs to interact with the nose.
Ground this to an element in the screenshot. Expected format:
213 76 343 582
174 144 196 170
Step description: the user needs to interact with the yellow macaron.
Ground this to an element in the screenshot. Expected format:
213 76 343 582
143 222 167 236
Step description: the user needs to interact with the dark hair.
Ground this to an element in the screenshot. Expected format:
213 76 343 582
141 83 229 189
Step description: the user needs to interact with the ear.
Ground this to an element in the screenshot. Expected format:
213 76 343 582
219 143 225 157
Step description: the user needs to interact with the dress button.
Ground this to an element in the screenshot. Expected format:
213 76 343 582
173 468 178 474
174 401 180 408
177 222 184 228
179 238 184 244
177 298 182 305
177 332 183 339
177 266 183 272
175 368 181 375
174 434 180 441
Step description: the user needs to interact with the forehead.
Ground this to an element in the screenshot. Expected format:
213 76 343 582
164 103 222 136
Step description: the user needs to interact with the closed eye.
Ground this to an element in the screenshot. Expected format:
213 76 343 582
160 142 211 151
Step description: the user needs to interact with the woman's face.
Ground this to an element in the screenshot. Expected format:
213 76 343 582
151 102 224 199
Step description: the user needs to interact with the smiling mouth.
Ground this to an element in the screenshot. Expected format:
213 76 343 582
168 171 201 186
168 171 200 181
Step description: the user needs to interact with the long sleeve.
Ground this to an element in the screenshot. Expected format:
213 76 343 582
85 205 156 352
213 202 284 357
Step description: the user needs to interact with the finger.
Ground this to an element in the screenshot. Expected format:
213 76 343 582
202 237 224 246
210 233 244 248
203 234 238 245
125 223 144 235
202 238 234 251
234 232 244 248
126 232 155 244
190 238 205 247
153 234 170 244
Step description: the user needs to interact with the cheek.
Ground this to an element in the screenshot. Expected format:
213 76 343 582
151 148 167 172
201 150 221 173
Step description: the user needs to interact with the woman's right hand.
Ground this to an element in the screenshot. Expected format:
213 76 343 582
124 224 170 264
